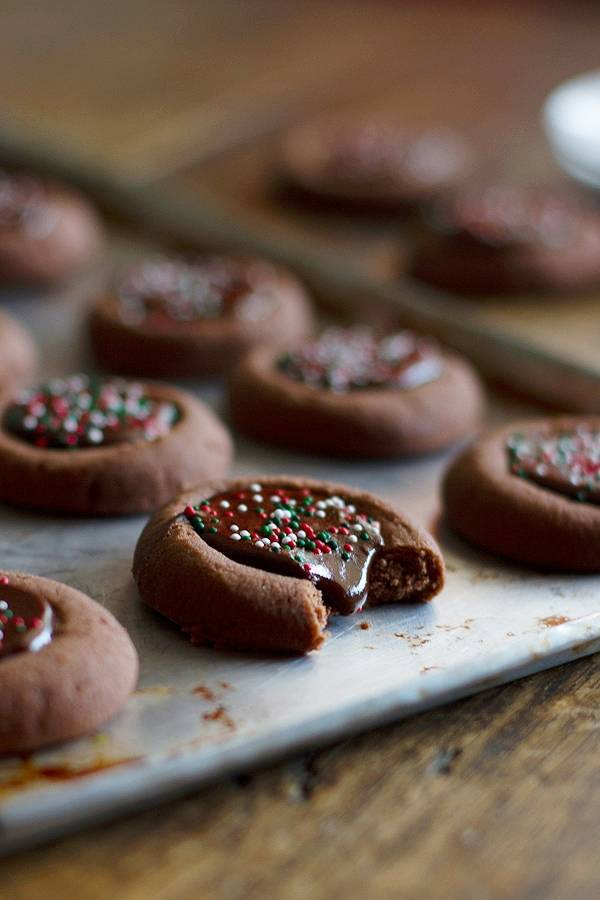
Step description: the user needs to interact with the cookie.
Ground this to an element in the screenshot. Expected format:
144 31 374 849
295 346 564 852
280 114 471 211
134 475 445 653
89 254 315 378
0 373 233 515
0 570 138 754
443 417 600 570
410 185 600 295
229 326 484 458
0 310 37 390
0 170 103 286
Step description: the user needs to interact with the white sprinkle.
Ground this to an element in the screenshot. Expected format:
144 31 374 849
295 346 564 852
255 540 265 548
348 534 358 543
230 533 241 541
297 529 306 538
252 494 263 502
262 538 271 545
316 500 326 509
271 542 281 550
270 495 281 503
219 500 230 508
237 504 248 512
229 524 239 532
239 530 250 538
347 504 356 514
87 428 103 444
316 510 326 518
250 482 262 492
23 415 37 430
353 523 363 531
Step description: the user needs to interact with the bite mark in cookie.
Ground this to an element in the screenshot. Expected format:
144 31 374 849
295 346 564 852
184 482 383 614
134 476 445 653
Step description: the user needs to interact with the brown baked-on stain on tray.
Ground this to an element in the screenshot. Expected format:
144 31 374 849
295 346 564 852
133 475 445 654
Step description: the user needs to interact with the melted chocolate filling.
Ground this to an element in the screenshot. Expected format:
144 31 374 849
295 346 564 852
4 374 179 449
507 428 600 505
277 327 443 392
116 256 279 329
0 582 53 658
184 483 384 614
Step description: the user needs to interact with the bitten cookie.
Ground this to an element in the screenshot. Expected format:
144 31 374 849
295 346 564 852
133 475 445 654
229 327 484 458
89 254 315 378
410 185 600 295
443 417 600 571
0 570 138 754
0 170 103 286
280 114 471 211
0 310 37 390
0 373 233 515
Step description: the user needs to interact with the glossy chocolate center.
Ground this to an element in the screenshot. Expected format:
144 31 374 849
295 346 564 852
4 374 179 449
116 256 279 328
507 428 600 504
184 482 384 614
0 581 53 658
430 187 581 248
277 327 443 392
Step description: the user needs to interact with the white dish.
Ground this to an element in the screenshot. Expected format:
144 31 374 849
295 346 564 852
543 69 600 189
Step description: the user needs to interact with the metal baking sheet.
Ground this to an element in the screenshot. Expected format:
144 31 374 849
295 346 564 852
1 259 600 857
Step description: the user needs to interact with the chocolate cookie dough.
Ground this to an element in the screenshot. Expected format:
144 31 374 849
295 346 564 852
443 417 600 570
0 170 103 286
89 254 315 378
0 571 138 754
0 373 233 515
0 310 37 391
280 114 471 211
229 327 484 458
410 185 600 295
133 475 445 653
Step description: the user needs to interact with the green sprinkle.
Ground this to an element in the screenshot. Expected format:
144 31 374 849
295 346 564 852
341 551 351 561
208 526 218 534
360 531 370 541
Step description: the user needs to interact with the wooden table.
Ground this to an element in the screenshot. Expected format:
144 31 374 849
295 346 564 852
3 3 600 896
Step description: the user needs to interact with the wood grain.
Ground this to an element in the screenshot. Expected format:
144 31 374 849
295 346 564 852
4 656 600 899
